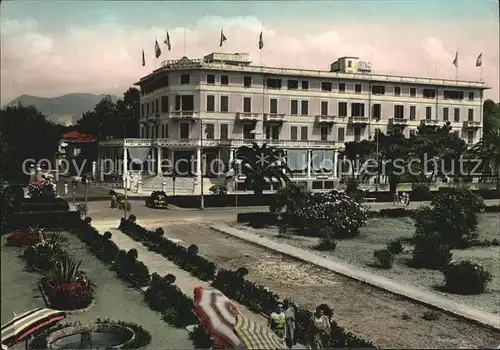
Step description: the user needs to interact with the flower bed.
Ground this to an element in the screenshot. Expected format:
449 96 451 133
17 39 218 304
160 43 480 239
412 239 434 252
118 219 377 348
28 180 56 202
6 227 43 247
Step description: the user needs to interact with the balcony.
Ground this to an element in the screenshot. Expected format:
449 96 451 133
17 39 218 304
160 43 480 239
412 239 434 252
229 139 334 149
390 118 409 126
420 119 440 126
236 112 260 122
463 120 481 129
315 115 337 125
263 113 286 123
349 116 370 125
169 111 199 121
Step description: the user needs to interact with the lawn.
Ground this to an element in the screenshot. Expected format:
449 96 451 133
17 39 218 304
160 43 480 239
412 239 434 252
1 234 194 349
234 213 500 314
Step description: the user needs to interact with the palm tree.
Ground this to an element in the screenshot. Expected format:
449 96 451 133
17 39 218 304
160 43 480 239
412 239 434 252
471 128 500 189
234 142 291 196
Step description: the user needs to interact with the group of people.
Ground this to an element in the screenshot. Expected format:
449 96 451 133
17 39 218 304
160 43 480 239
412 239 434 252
268 302 333 349
394 191 411 207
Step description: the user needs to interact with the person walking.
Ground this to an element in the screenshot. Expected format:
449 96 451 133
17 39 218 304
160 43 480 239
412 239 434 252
308 306 331 349
283 300 296 348
268 302 286 340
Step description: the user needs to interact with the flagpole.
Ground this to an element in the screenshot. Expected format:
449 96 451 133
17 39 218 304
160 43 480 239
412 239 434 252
480 64 483 82
259 28 263 67
220 27 224 68
455 46 459 80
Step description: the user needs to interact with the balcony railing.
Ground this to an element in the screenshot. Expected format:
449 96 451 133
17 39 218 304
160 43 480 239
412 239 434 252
421 119 440 126
463 120 481 129
349 116 370 124
169 111 200 120
390 118 409 126
263 113 286 123
236 112 260 122
315 115 337 125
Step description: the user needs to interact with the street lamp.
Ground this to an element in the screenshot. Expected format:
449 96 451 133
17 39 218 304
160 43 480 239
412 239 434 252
369 131 380 191
199 120 205 210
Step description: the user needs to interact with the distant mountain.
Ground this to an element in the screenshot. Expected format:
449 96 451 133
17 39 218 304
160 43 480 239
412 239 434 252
3 93 119 126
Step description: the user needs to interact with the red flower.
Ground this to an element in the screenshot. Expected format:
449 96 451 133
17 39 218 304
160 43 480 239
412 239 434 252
50 283 93 310
6 230 42 247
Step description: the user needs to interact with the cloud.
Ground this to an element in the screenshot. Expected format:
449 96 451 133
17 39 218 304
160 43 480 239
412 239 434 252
1 15 498 105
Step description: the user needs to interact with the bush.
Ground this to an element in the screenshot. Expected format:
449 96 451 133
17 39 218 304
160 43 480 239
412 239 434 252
103 231 112 240
189 325 214 349
442 260 492 294
386 239 404 255
6 228 42 247
83 217 92 224
187 244 199 255
28 180 56 201
7 211 81 231
270 183 309 215
315 236 337 251
373 249 394 269
209 185 228 196
411 184 431 201
374 208 413 218
128 214 137 223
49 282 93 310
410 231 452 270
294 190 368 239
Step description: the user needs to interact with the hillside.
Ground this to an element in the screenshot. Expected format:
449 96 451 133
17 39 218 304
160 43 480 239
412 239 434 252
3 93 119 125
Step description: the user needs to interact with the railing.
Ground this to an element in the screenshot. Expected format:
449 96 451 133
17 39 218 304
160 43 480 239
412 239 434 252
169 111 200 119
420 119 440 126
263 113 286 122
463 120 481 129
315 115 337 124
236 112 260 121
390 118 409 125
349 116 370 124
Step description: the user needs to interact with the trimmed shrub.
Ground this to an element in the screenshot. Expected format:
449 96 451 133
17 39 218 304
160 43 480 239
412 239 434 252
103 231 112 240
209 185 228 196
442 260 492 294
373 249 394 269
315 236 337 251
410 231 452 270
128 214 137 223
187 244 199 255
386 239 404 255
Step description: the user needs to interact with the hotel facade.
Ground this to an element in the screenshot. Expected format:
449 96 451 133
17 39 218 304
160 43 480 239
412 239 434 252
99 52 488 194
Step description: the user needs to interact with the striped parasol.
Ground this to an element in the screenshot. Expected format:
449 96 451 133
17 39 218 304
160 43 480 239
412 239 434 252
193 287 242 348
234 313 287 349
1 308 66 346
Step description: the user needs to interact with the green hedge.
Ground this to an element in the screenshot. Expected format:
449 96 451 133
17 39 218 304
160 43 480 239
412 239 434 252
6 211 81 231
15 198 70 212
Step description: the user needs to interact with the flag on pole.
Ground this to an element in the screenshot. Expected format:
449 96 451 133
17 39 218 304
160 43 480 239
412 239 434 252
155 39 162 58
164 30 171 51
452 49 459 67
258 31 263 50
142 49 145 67
219 29 227 47
476 53 483 67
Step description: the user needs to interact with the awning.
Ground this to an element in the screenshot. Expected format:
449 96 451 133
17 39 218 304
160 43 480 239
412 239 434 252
1 308 66 346
234 314 287 349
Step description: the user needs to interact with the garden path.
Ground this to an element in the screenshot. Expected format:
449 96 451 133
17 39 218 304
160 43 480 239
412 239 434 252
211 223 500 331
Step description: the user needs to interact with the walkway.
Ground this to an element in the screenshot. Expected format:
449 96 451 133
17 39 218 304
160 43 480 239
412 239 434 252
91 220 268 326
211 223 500 331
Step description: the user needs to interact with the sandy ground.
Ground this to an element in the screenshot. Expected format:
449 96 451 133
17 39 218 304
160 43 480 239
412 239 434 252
152 222 500 349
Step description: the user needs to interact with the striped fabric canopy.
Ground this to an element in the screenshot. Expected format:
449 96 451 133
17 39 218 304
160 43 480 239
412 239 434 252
234 314 287 350
193 287 242 348
1 308 66 346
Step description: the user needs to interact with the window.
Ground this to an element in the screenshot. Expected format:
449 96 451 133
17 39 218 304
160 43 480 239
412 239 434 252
220 75 229 85
174 95 194 111
338 83 346 92
270 98 278 114
372 104 381 119
290 126 298 140
321 82 332 91
161 96 169 113
243 97 252 113
220 96 229 112
351 103 365 117
301 101 309 116
206 95 215 112
265 125 279 140
287 80 299 90
443 107 449 121
409 129 417 137
180 122 190 139
320 101 328 116
180 74 190 84
243 76 252 87
467 130 474 144
301 80 309 90
354 127 362 142
372 85 385 95
410 88 416 97
220 124 228 140
423 89 436 99
443 90 464 100
468 92 474 100
162 124 169 138
338 102 347 117
207 74 215 84
337 127 345 142
300 126 308 141
290 100 298 115
243 124 254 139
410 106 416 120
267 78 282 89
394 105 404 119
205 123 215 139
347 60 352 68
468 108 474 121
394 87 401 96
454 108 460 122
425 106 432 119
141 103 144 117
155 99 159 113
320 126 329 141
355 84 362 93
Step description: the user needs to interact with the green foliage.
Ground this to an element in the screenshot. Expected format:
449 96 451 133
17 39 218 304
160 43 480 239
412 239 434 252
386 239 404 255
189 325 214 349
373 249 394 269
315 236 337 251
209 184 228 196
270 182 309 215
410 231 452 270
442 260 492 295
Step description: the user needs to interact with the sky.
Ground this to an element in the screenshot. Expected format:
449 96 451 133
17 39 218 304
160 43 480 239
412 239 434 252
1 0 499 105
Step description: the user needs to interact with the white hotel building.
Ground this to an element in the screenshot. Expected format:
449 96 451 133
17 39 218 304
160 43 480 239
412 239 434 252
99 52 488 194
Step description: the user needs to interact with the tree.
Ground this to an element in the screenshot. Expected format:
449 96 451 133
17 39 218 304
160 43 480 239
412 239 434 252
471 128 500 188
376 133 409 194
483 99 500 135
116 87 140 138
340 139 374 179
234 142 291 196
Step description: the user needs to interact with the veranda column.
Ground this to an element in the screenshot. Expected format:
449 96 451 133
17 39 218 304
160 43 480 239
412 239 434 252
156 147 162 175
196 147 202 182
123 146 128 189
307 149 312 179
229 148 234 166
333 150 339 179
